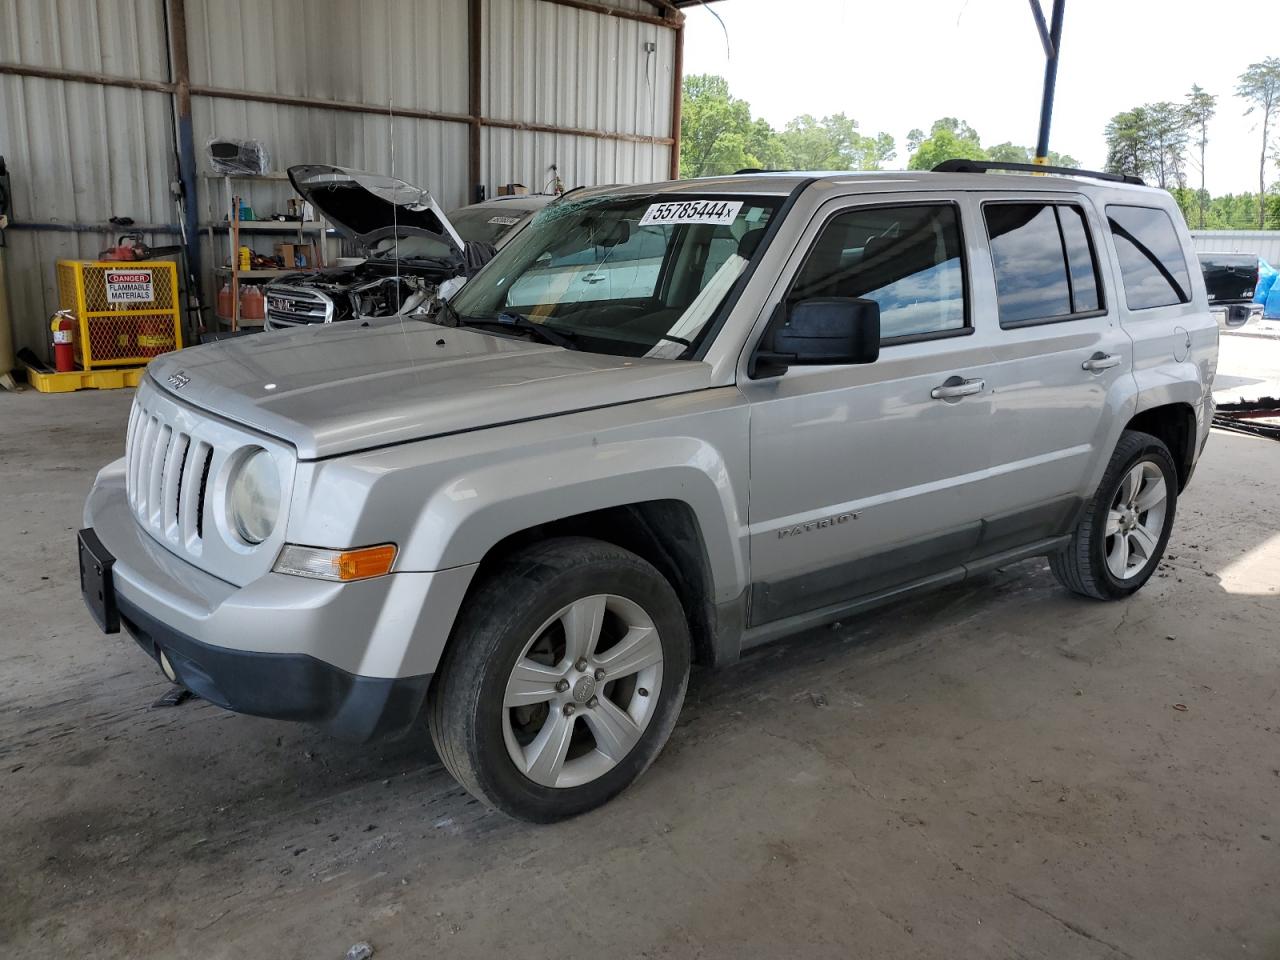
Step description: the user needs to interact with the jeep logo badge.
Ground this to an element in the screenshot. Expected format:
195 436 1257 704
167 370 191 390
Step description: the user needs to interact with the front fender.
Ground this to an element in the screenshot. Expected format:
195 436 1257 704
286 392 752 606
407 436 747 602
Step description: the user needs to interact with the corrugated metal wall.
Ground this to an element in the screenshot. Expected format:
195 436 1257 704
1189 231 1280 265
481 0 674 191
0 0 176 359
1 0 678 359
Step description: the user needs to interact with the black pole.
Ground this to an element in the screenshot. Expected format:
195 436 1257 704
1034 0 1065 162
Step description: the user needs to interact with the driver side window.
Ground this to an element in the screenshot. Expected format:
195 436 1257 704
788 203 969 342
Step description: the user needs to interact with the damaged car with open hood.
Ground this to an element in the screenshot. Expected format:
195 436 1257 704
263 165 491 331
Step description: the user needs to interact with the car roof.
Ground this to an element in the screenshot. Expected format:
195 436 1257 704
590 170 1167 199
451 194 558 214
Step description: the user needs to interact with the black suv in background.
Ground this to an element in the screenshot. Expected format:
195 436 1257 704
1197 251 1262 329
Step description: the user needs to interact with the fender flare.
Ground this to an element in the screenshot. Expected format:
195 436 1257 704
398 435 748 604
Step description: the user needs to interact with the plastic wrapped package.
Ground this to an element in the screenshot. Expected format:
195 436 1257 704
206 138 271 176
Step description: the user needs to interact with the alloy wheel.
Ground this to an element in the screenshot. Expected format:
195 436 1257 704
1105 460 1168 580
502 594 664 788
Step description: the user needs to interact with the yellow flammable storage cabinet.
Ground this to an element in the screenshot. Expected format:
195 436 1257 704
29 259 183 392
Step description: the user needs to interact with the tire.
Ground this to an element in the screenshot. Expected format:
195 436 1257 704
428 537 691 822
1049 430 1178 600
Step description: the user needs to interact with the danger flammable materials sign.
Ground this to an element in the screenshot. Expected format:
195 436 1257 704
104 269 155 304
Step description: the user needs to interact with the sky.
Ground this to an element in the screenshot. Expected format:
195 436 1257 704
682 0 1276 194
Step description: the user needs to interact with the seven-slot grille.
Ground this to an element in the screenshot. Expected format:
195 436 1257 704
125 400 214 549
264 286 332 329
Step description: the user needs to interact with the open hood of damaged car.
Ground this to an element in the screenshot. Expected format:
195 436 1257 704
288 164 465 253
145 317 714 460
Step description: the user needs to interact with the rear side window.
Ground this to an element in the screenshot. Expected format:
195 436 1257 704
1106 204 1192 310
789 203 967 342
983 202 1102 327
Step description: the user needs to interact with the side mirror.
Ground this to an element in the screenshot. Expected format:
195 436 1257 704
751 298 880 378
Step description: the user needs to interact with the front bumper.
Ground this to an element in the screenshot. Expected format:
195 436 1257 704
116 594 430 740
84 458 477 740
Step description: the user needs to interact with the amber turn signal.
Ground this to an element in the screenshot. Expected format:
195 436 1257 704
274 543 397 582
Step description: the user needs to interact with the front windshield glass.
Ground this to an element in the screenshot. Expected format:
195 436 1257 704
446 193 781 358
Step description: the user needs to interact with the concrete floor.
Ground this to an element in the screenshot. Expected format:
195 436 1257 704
3 359 1280 959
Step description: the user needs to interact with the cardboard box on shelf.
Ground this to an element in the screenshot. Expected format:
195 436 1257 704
275 242 317 269
496 183 529 196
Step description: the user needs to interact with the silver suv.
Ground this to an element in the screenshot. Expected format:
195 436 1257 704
80 164 1217 821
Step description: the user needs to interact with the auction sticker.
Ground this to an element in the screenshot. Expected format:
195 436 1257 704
105 269 154 303
487 215 521 226
639 199 742 227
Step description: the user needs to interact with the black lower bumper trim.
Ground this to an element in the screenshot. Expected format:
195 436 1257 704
116 594 431 742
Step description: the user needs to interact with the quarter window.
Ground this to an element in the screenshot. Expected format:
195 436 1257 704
1106 204 1192 310
789 203 967 341
983 202 1102 327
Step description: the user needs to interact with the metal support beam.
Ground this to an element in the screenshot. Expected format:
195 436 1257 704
1033 0 1065 163
669 13 684 179
164 0 202 339
1026 0 1054 58
468 0 483 203
536 0 681 29
0 61 172 94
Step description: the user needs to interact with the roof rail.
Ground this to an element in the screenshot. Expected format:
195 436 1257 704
931 158 1145 187
734 168 789 175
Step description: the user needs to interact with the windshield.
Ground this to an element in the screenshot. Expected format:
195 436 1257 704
446 193 781 358
449 207 529 245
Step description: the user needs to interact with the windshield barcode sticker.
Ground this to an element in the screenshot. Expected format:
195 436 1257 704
487 215 521 225
639 200 743 227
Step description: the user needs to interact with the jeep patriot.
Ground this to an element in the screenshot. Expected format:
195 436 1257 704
80 163 1217 820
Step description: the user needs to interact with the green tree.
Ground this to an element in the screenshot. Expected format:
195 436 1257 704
986 142 1079 167
1184 84 1217 228
1104 104 1187 188
775 114 895 171
1148 101 1190 189
679 74 777 178
1237 58 1280 228
1105 107 1151 180
907 118 986 170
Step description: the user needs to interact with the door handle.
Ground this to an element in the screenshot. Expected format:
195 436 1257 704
930 377 985 400
581 273 606 284
1082 353 1122 372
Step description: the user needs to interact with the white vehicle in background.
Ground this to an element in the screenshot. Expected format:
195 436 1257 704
447 194 558 246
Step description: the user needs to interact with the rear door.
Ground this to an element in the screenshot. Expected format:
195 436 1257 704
973 195 1135 553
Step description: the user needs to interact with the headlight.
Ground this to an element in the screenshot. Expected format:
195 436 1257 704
228 449 280 544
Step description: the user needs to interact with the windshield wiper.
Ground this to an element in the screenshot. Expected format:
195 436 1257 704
494 312 578 350
453 311 579 350
434 302 578 350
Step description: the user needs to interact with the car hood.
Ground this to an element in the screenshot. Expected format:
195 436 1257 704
288 164 464 252
147 319 713 459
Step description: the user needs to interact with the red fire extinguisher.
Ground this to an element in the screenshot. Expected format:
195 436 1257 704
51 310 76 373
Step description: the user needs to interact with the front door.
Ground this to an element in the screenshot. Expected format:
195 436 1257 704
740 196 1001 627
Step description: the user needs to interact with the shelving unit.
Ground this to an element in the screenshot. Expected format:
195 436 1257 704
202 172 329 330
212 266 318 279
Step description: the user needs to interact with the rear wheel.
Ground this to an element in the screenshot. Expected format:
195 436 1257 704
1050 430 1178 600
428 537 690 822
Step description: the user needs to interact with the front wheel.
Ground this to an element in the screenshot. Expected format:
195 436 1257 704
428 537 691 822
1050 430 1178 600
